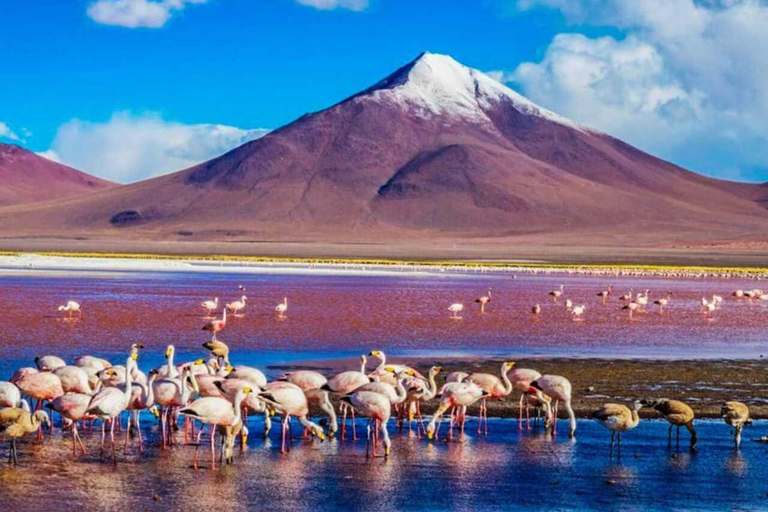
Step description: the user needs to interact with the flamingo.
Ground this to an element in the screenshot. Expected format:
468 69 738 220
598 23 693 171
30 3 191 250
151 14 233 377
0 382 28 410
570 305 586 321
401 365 441 433
35 355 66 371
228 365 268 388
653 292 673 313
564 298 573 311
53 365 93 395
201 297 218 315
722 401 751 449
623 301 640 320
57 300 82 318
426 381 486 440
123 370 158 453
531 375 576 438
86 355 137 460
202 308 227 340
341 390 392 457
465 361 515 434
46 392 95 456
641 398 697 449
156 345 180 379
202 339 230 363
531 304 541 315
448 303 464 318
180 386 253 469
509 367 547 430
258 382 326 454
226 295 247 315
322 355 370 440
275 297 288 316
367 350 423 386
11 370 63 440
278 370 337 436
152 365 199 449
703 300 717 318
635 290 650 307
619 290 633 302
475 290 492 313
733 290 744 298
592 400 643 457
597 284 613 303
0 408 50 465
549 285 564 302
355 368 413 405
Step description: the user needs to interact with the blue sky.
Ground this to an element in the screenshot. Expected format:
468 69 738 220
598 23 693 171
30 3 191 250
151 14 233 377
2 0 767 183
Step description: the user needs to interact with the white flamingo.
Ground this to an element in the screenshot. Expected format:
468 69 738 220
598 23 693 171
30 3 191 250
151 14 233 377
226 295 247 315
447 303 464 318
57 301 82 318
201 297 218 315
275 297 288 316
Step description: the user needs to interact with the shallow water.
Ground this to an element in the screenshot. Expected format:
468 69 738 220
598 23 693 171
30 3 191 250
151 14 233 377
1 418 768 511
0 269 766 378
2 268 768 510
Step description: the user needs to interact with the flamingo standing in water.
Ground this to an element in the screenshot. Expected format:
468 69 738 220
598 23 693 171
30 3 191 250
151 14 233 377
86 355 137 461
322 355 370 439
623 301 640 320
201 297 218 315
531 304 541 316
226 295 247 316
475 290 492 313
258 382 326 454
509 367 548 430
58 301 82 318
597 284 613 304
47 392 96 456
427 380 486 440
592 400 643 457
341 390 392 458
202 308 227 340
465 361 515 434
570 305 586 321
0 408 50 465
654 292 672 313
448 303 464 318
180 386 252 469
275 297 288 317
549 285 564 302
531 374 576 438
12 371 64 440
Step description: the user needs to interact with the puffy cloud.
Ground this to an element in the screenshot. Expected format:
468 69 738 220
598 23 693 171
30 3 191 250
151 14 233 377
0 122 21 142
43 112 269 183
508 0 768 182
294 0 369 11
86 0 207 28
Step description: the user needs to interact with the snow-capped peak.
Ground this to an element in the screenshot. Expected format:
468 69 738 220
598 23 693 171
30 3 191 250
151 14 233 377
363 51 585 130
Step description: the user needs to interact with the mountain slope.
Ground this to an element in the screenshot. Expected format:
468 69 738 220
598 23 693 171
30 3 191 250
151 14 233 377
0 144 114 206
0 52 766 249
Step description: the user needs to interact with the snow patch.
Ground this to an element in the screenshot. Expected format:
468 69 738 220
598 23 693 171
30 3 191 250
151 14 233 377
363 52 591 132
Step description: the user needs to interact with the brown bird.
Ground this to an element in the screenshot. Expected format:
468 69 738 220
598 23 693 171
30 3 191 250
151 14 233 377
721 401 751 448
592 401 642 457
0 408 51 465
641 399 697 449
202 339 230 363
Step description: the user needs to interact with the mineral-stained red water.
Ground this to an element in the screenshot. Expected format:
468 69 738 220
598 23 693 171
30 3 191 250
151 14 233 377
1 268 767 510
0 269 766 377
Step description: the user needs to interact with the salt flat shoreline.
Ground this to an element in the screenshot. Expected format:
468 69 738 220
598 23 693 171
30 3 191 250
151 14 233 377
0 253 766 279
277 356 768 420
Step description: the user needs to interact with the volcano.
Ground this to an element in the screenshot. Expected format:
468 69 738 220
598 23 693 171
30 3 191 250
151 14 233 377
0 52 766 254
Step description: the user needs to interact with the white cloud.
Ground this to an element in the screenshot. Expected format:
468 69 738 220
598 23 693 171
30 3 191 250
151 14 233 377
508 0 768 182
43 112 270 183
87 0 207 28
0 122 21 142
294 0 369 11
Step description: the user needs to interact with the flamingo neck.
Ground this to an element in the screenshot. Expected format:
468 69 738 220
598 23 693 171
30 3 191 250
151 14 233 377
394 376 407 402
375 353 386 372
630 409 640 428
166 350 175 375
123 359 134 400
500 364 513 395
426 372 438 399
233 392 244 424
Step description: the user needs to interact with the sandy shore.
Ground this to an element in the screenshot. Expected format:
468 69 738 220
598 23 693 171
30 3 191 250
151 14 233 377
2 237 768 267
0 252 766 279
273 357 768 420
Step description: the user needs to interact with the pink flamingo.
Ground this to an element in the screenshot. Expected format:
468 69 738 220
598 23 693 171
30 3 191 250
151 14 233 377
531 375 576 438
465 361 515 434
322 355 370 440
12 371 64 440
341 390 392 457
202 308 227 340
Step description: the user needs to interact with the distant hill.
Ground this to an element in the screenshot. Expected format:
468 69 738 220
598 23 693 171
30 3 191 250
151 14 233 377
0 144 114 206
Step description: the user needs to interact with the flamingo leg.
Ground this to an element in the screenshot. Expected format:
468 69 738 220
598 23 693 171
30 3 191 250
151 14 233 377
193 429 204 470
210 427 216 470
351 408 357 440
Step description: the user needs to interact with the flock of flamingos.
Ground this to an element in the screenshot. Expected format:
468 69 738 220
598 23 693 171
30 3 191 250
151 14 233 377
0 280 763 469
